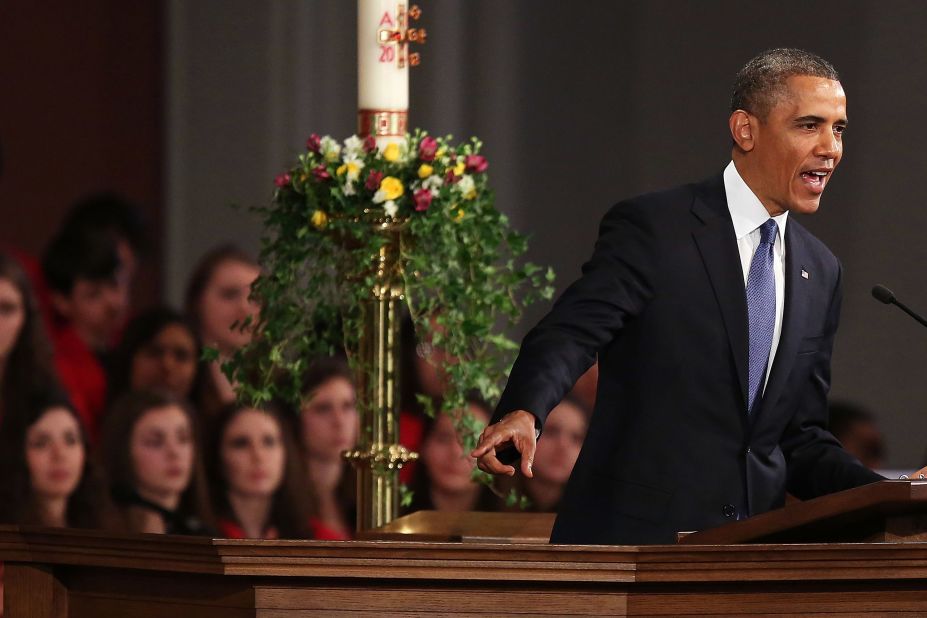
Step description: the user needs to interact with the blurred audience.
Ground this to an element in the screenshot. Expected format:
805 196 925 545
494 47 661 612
829 401 886 471
299 357 358 540
405 396 500 513
0 390 110 529
0 253 59 426
102 390 213 535
185 245 261 417
206 402 313 539
107 307 205 411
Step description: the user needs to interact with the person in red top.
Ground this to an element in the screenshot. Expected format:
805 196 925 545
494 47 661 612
42 228 128 441
205 402 314 539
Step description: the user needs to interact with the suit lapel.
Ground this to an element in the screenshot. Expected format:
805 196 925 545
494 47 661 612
691 178 750 408
755 223 811 417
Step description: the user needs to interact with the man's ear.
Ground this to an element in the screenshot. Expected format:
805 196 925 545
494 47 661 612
50 291 74 321
729 110 756 152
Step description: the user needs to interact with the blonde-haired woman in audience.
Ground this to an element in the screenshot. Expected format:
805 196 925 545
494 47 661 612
102 390 214 535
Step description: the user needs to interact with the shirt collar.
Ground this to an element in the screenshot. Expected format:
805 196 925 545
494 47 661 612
723 160 788 241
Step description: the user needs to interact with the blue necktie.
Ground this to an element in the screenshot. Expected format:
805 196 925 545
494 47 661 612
746 219 778 413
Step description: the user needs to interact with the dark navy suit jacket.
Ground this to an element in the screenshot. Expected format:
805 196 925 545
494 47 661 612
494 174 883 545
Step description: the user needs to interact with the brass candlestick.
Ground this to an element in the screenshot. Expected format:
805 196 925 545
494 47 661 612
343 217 417 531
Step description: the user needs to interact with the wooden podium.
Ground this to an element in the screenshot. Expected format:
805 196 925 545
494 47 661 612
5 481 927 616
681 479 927 544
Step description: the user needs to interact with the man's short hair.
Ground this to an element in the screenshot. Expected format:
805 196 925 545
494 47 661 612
731 48 840 120
42 228 120 295
60 193 147 256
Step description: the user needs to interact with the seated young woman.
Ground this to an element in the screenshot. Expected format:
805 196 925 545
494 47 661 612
101 390 214 535
405 395 501 513
298 357 359 540
184 245 261 418
205 402 313 539
0 390 110 529
502 397 590 513
0 252 59 428
107 306 205 410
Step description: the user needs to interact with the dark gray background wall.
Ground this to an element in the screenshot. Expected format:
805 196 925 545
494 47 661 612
166 1 927 467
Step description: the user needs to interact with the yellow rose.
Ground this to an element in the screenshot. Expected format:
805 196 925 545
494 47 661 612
418 164 434 179
383 142 401 162
380 176 404 200
311 210 328 229
453 161 466 176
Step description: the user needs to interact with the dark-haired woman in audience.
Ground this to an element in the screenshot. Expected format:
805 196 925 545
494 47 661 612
206 402 313 539
185 245 261 417
0 391 110 528
505 397 589 513
107 307 205 411
0 253 59 427
405 396 500 513
0 391 111 618
299 358 358 540
102 390 213 534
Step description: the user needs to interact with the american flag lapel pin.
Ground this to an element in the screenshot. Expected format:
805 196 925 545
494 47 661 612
801 268 810 280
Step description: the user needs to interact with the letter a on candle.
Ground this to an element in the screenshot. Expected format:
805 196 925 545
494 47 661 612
379 11 394 27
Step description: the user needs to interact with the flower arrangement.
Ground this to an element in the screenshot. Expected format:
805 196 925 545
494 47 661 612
222 129 553 504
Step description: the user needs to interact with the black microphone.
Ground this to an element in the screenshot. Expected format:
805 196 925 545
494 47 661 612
871 284 927 329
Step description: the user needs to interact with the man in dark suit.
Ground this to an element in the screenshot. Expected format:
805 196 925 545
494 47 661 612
472 49 897 545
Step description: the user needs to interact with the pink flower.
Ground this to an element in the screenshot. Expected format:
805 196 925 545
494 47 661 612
365 170 384 191
363 135 377 153
274 173 291 188
312 165 331 182
444 169 460 185
306 134 321 153
413 188 433 212
465 154 488 173
418 136 438 161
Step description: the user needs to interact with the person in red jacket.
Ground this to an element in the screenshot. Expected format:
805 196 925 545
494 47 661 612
42 228 128 441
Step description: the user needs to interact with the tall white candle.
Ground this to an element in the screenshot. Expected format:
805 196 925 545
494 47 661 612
358 0 409 132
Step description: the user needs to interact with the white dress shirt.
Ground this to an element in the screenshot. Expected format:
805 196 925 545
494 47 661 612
723 161 788 393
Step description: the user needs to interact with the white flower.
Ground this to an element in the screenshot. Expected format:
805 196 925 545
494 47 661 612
372 188 386 203
422 174 444 191
455 174 476 198
340 156 365 181
343 135 364 159
320 136 341 162
343 182 357 196
384 200 398 217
